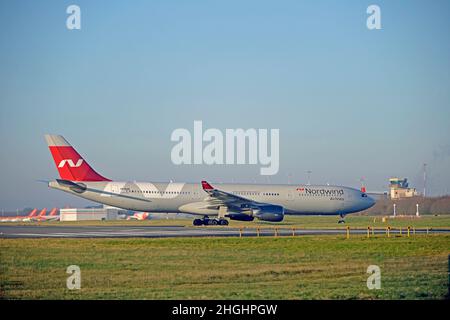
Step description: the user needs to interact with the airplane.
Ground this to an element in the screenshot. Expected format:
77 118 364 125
28 208 60 222
126 212 150 221
23 208 46 222
0 208 38 222
44 134 376 226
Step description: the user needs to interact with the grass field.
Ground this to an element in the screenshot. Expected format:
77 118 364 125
1 234 449 299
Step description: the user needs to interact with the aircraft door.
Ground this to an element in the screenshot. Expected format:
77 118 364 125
342 191 353 214
111 184 120 195
286 189 294 201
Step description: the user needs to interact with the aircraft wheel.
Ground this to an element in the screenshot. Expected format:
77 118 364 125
219 219 229 226
193 219 203 226
210 219 218 225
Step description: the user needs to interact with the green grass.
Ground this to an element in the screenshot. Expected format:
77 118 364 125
1 235 449 299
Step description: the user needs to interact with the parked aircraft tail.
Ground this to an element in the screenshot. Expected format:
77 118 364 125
45 135 110 182
38 208 47 217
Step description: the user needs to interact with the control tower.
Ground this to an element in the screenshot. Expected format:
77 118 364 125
389 177 417 199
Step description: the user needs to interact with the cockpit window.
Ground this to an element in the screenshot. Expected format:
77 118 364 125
361 193 368 197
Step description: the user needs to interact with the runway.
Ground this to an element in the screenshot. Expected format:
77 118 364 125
0 225 449 238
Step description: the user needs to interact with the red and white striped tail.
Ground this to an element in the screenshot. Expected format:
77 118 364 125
45 135 110 182
28 209 38 217
38 208 47 217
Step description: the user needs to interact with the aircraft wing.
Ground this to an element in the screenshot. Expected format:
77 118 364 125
201 180 265 212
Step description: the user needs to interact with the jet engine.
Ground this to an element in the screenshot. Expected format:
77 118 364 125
226 213 255 221
221 205 285 222
253 205 285 222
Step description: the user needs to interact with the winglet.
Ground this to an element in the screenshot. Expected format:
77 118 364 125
201 180 214 191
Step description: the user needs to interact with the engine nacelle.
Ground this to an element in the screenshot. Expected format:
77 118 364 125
253 205 284 222
227 213 255 221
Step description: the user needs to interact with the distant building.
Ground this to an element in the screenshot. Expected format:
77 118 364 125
389 178 418 199
60 208 119 221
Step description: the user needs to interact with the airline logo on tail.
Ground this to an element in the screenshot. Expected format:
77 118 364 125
58 159 84 168
45 134 110 182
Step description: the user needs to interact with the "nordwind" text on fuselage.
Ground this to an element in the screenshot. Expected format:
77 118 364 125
300 188 345 196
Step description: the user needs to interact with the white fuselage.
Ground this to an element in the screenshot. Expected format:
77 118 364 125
49 180 375 217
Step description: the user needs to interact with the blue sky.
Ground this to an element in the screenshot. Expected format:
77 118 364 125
1 0 449 210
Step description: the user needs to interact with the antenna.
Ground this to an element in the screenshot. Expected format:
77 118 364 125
423 163 427 197
306 170 312 185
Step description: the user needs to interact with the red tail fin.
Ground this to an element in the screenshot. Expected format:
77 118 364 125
45 135 110 182
38 208 47 217
49 208 58 216
201 180 214 191
28 209 38 217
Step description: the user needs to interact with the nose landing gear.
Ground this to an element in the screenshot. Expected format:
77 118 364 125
338 214 346 224
193 216 229 226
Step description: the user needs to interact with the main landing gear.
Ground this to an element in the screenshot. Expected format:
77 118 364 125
338 214 346 224
193 216 229 226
